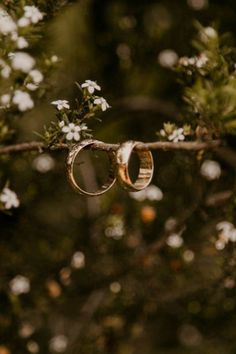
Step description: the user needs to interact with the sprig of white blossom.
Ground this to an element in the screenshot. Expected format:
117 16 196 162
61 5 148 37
215 221 236 250
159 123 192 142
0 187 20 209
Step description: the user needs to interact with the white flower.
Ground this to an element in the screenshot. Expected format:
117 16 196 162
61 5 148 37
61 123 81 141
187 0 208 10
27 341 39 354
0 59 11 78
81 80 101 94
164 217 178 231
51 100 70 110
179 56 196 66
216 221 234 233
94 97 110 111
1 65 11 78
0 93 11 107
129 189 146 201
160 129 166 137
23 6 44 24
19 322 35 338
51 55 59 63
0 187 19 209
49 335 68 353
110 281 121 293
158 49 178 68
26 83 38 91
16 36 29 49
200 26 217 42
11 52 35 73
166 233 184 248
17 17 31 27
183 250 195 262
13 90 34 111
0 8 17 35
32 154 55 173
216 221 236 244
168 128 185 142
129 185 163 202
229 229 236 242
9 275 30 295
215 239 225 250
71 251 85 269
145 185 164 201
11 31 18 41
200 160 221 180
195 53 208 68
29 69 43 84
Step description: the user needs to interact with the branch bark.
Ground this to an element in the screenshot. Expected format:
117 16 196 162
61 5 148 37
0 139 221 155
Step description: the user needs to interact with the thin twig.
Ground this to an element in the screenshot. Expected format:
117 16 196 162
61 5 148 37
0 139 221 155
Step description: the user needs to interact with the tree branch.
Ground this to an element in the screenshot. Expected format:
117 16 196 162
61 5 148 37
0 139 221 155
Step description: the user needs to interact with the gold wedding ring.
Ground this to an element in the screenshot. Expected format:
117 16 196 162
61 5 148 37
116 140 154 191
66 139 116 196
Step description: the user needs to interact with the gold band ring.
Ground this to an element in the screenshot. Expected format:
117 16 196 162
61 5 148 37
66 139 116 196
116 140 154 191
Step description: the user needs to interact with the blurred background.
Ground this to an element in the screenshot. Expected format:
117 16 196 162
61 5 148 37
2 0 236 353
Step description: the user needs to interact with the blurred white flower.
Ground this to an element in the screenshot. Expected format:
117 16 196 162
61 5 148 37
187 0 208 10
200 27 217 42
200 160 221 180
26 83 38 91
229 229 236 242
51 55 59 63
179 56 196 66
215 239 225 250
215 221 236 250
29 69 44 84
9 275 30 295
0 187 19 209
1 65 11 78
158 49 178 68
224 277 235 289
71 251 85 269
0 93 11 107
81 80 101 94
18 17 31 27
0 8 17 35
129 185 163 202
32 154 55 173
0 59 11 78
216 221 234 233
13 90 34 111
183 250 195 262
129 189 146 201
23 6 44 24
195 53 208 68
49 335 68 353
110 281 121 293
19 322 35 338
166 233 183 248
26 69 43 90
105 218 125 240
61 123 83 141
178 324 202 347
145 185 164 201
16 36 29 49
51 100 70 110
164 217 178 232
94 97 110 111
27 341 39 354
11 52 35 73
168 128 185 142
